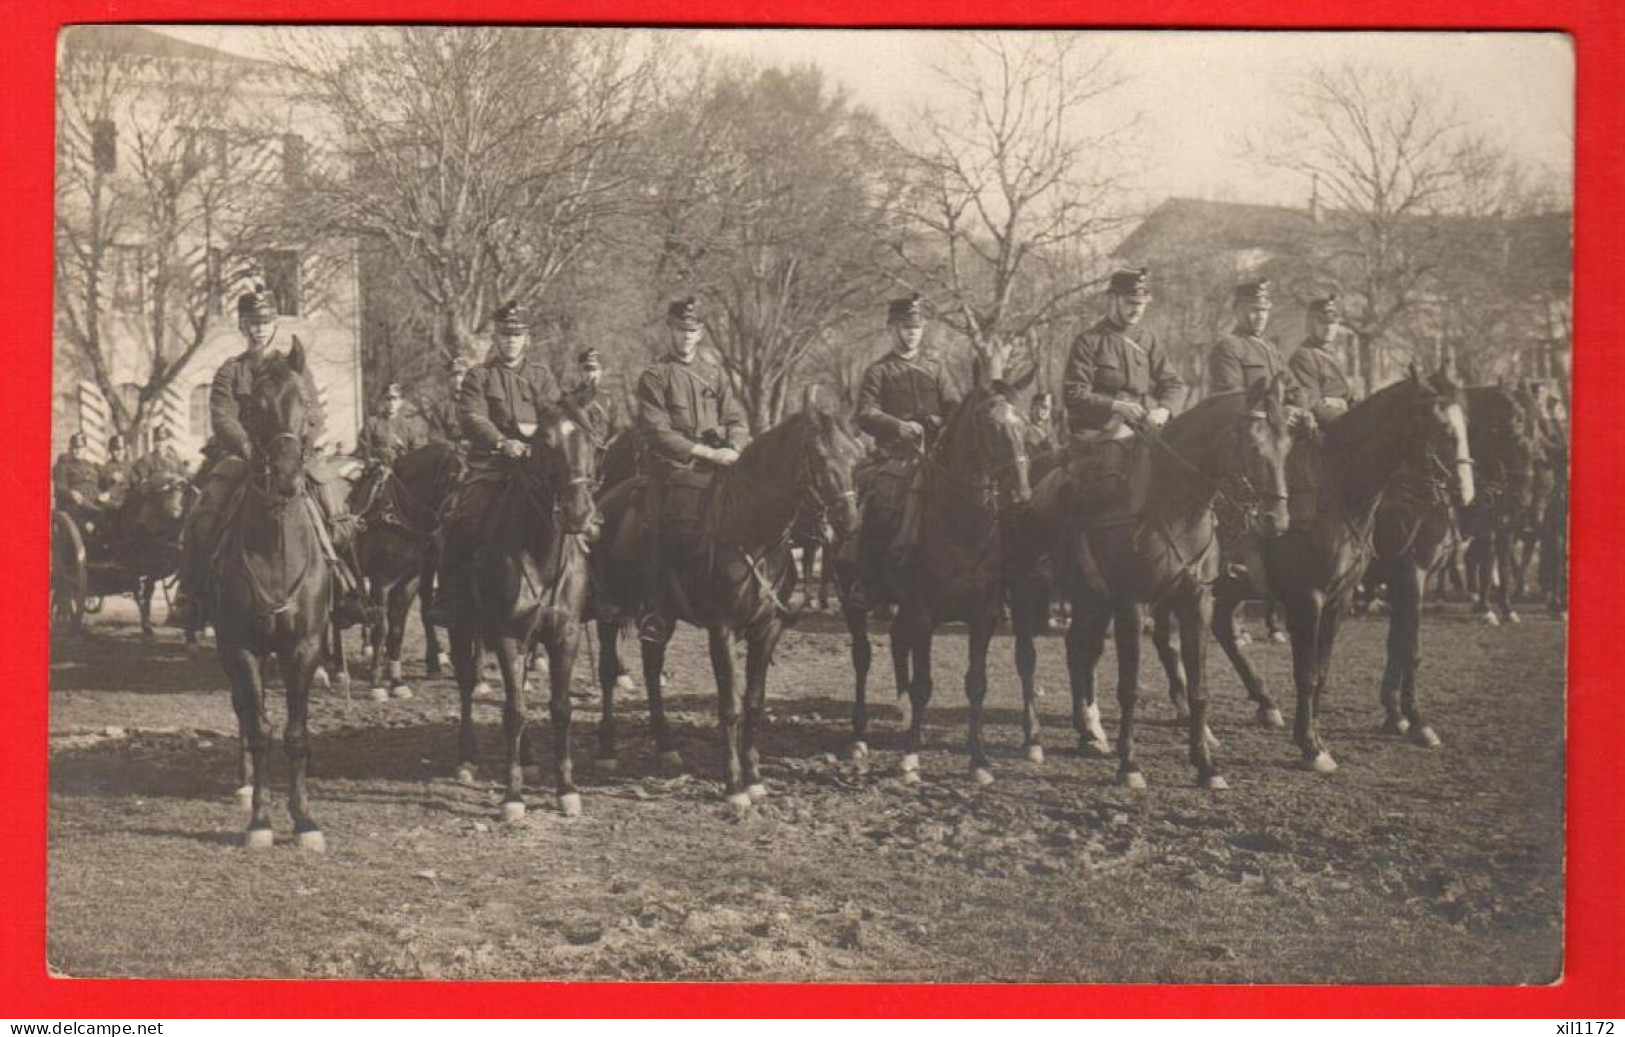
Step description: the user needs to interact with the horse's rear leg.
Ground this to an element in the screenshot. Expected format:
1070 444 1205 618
1391 561 1439 748
384 577 417 698
1214 593 1282 727
136 578 156 638
1113 601 1146 788
1010 582 1044 763
493 636 529 822
965 612 996 784
450 626 481 784
900 611 933 784
546 625 582 816
223 646 274 848
1285 591 1335 772
420 556 443 676
596 618 623 772
1179 588 1224 789
364 579 390 701
709 626 750 810
1065 601 1111 756
641 628 682 770
845 599 873 758
742 621 781 802
280 638 325 850
1150 600 1186 720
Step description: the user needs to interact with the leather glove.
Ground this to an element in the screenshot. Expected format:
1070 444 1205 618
898 421 925 441
1148 407 1171 428
499 439 529 459
711 446 741 467
1112 400 1148 423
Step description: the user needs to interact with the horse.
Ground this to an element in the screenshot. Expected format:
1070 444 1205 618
882 384 1036 786
349 442 465 700
1459 385 1539 625
1152 363 1473 770
1057 376 1294 789
118 474 196 636
211 343 333 851
447 407 599 821
590 405 862 809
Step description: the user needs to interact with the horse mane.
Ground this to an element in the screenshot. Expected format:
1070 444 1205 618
1145 390 1269 516
1324 376 1421 458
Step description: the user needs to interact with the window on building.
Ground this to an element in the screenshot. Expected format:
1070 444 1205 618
261 250 301 317
282 133 307 187
91 119 117 173
109 245 145 312
189 382 211 440
183 127 228 174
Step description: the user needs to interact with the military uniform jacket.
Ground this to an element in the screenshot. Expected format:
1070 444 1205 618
1209 330 1295 399
855 351 958 446
209 349 326 458
53 455 101 504
566 382 617 446
1287 340 1353 409
1062 319 1184 432
100 459 134 503
635 355 749 475
359 412 426 466
457 357 562 457
132 446 189 484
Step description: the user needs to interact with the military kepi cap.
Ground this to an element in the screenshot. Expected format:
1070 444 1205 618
384 382 404 400
237 284 277 321
667 297 702 331
1108 267 1152 299
492 301 529 333
68 431 88 449
577 347 602 368
887 293 925 328
1309 294 1342 320
1234 278 1273 304
153 425 174 441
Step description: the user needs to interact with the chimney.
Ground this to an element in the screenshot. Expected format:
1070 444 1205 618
1308 173 1322 223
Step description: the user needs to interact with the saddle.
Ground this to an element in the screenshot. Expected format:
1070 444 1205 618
1061 433 1151 528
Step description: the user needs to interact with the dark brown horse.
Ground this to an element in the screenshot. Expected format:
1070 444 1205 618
447 407 599 821
1366 368 1476 748
1058 377 1294 789
212 343 333 851
1460 385 1540 625
590 407 862 809
1155 364 1474 768
349 442 464 700
882 384 1036 785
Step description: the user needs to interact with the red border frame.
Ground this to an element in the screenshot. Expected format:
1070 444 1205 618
4 0 1620 1018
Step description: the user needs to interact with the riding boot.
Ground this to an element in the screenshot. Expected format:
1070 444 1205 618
886 472 926 571
424 540 469 628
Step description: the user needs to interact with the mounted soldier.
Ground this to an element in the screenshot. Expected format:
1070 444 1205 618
99 434 136 509
168 285 366 629
1024 391 1060 472
353 382 427 515
1058 266 1185 588
53 431 108 552
1209 278 1303 402
630 297 750 641
424 301 563 627
131 425 189 485
422 353 477 452
565 346 619 473
1288 294 1356 425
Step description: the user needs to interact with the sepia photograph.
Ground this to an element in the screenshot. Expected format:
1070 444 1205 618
45 24 1571 985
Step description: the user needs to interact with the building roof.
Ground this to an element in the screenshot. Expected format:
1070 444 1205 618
61 25 262 66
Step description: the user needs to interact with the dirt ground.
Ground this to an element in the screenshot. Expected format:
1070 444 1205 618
47 592 1565 983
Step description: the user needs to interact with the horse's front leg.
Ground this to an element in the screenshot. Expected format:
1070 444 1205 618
1214 592 1283 727
900 609 934 785
845 594 873 759
547 620 582 816
1113 600 1147 788
281 634 325 851
642 625 683 771
222 643 273 848
385 577 416 699
742 619 782 801
1010 581 1044 764
366 577 391 702
451 624 481 784
493 635 529 822
1065 599 1111 756
965 608 997 785
420 553 443 676
596 618 623 772
708 625 749 810
1392 560 1440 748
1286 590 1335 772
137 577 156 638
1149 600 1186 720
1180 586 1224 789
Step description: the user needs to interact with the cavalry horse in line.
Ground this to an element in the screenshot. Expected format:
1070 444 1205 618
446 406 599 821
1156 363 1473 772
590 405 861 810
1460 385 1541 626
1367 367 1477 748
875 383 1037 786
211 343 334 851
347 442 465 701
1058 376 1295 789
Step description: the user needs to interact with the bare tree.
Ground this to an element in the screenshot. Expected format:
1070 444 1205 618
54 39 298 441
888 33 1140 381
277 27 657 358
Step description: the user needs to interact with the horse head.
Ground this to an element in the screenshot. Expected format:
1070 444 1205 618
529 406 599 536
130 475 195 534
244 341 313 499
1219 374 1294 536
946 385 1032 510
1414 361 1475 508
796 404 863 544
1474 384 1538 514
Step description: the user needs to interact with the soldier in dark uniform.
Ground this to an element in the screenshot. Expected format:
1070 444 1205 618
631 297 750 640
1024 391 1060 470
132 425 189 484
359 383 426 467
1288 295 1356 424
425 301 563 626
421 354 477 451
851 294 959 588
1208 278 1299 399
99 434 136 509
1060 267 1185 587
169 285 366 629
565 346 619 469
53 430 104 518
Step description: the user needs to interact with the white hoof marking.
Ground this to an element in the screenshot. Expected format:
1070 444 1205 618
558 792 582 817
1203 775 1230 791
849 741 869 761
1120 770 1148 790
390 684 413 700
1312 752 1338 774
244 828 274 851
501 801 526 823
1417 726 1442 749
746 783 769 803
972 767 995 787
296 830 326 853
1025 744 1045 764
725 792 754 814
614 674 636 692
456 764 478 785
659 749 685 771
1261 707 1285 729
368 687 389 703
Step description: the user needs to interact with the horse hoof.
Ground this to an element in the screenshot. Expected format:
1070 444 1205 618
596 757 619 775
1235 631 1252 647
614 674 636 692
558 792 582 817
1506 611 1522 624
1025 744 1044 765
1311 751 1338 774
849 741 870 761
1481 611 1500 627
296 830 326 853
1081 738 1112 758
1119 770 1148 790
659 750 685 771
312 668 331 691
725 792 754 815
473 681 492 699
501 801 526 823
390 684 413 700
1202 774 1230 791
1260 707 1285 729
234 785 254 809
1413 725 1442 749
746 783 770 803
334 672 351 690
455 764 478 785
1269 630 1288 644
244 828 274 851
368 686 389 703
971 767 995 787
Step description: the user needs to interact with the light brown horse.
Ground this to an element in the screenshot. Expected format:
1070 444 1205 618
1055 376 1294 789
